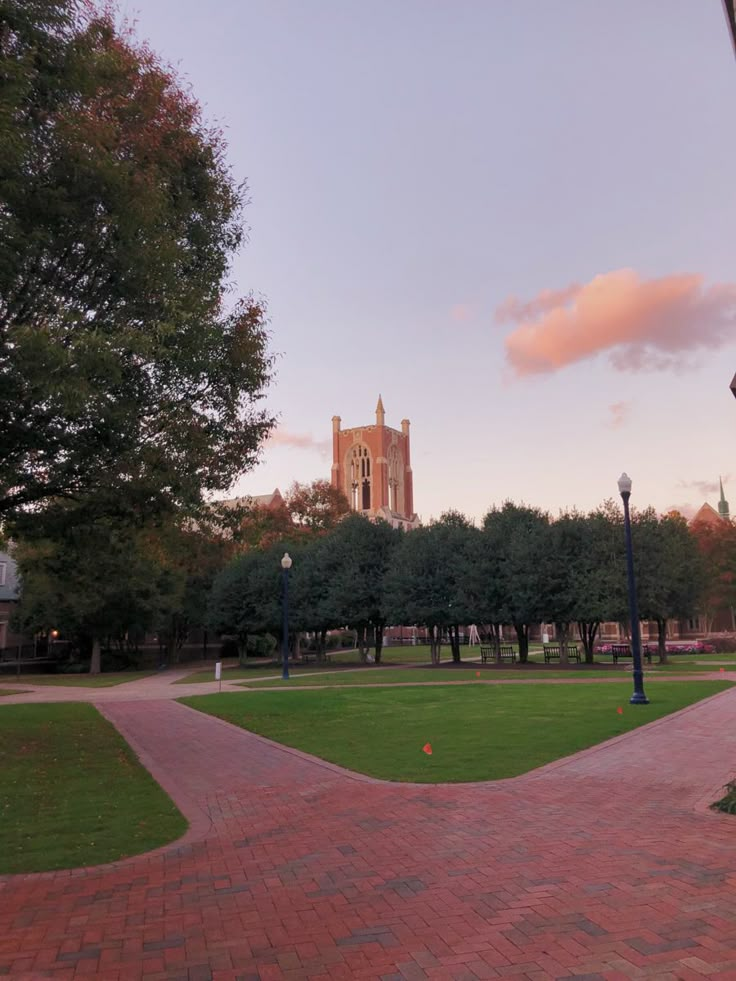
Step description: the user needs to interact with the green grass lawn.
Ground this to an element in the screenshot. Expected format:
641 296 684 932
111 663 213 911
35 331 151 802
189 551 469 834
0 670 156 688
240 667 613 687
181 680 732 783
0 689 27 697
0 703 187 873
175 664 322 684
242 662 730 688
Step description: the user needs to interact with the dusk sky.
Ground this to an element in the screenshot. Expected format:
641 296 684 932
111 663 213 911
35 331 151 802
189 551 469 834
121 1 736 522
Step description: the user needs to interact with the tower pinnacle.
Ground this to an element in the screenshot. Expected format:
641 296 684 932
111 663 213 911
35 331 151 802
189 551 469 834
375 394 385 427
719 476 730 520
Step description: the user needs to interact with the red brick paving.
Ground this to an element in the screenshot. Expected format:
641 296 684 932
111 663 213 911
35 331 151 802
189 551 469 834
1 685 736 979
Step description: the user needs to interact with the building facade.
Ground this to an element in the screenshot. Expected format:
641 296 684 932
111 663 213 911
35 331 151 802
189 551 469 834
331 397 419 530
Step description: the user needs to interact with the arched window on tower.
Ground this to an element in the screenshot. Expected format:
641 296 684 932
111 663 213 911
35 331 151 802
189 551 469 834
347 444 372 512
388 445 403 514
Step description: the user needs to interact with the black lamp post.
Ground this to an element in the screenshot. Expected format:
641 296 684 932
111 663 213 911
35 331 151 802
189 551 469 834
617 473 649 705
281 552 292 680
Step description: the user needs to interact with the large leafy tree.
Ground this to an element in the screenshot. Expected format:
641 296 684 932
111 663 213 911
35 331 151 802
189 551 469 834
482 502 551 662
690 517 736 633
571 503 627 662
1 0 273 519
383 517 472 665
318 514 399 663
284 480 350 533
635 510 706 661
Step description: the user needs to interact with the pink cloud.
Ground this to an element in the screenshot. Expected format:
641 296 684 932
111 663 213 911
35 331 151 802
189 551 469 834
498 269 736 377
608 401 630 428
451 303 473 322
677 476 731 496
267 429 330 455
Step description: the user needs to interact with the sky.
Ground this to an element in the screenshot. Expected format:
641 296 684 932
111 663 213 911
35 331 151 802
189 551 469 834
120 0 736 523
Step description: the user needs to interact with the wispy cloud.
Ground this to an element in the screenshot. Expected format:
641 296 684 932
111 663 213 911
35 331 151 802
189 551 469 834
267 428 331 455
450 303 474 322
497 269 736 377
608 401 630 429
665 502 698 520
677 476 730 496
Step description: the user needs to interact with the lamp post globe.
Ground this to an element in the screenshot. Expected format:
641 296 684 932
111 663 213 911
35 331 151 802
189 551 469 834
281 552 292 680
617 473 649 705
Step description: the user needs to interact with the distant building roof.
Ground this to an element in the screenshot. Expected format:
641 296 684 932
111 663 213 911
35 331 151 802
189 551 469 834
690 502 727 528
0 551 20 602
221 488 285 511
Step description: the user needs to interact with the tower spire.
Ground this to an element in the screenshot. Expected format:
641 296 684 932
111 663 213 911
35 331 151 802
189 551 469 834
375 394 385 426
719 476 730 520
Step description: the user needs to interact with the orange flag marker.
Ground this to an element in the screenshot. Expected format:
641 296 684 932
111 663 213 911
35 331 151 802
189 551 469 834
422 743 433 755
616 706 623 715
476 671 481 678
720 668 725 674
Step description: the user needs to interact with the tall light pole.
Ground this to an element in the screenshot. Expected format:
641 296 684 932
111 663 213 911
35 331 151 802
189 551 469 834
281 552 292 680
617 473 649 705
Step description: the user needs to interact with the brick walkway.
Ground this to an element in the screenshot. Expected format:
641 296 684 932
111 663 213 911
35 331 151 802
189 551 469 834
1 686 736 979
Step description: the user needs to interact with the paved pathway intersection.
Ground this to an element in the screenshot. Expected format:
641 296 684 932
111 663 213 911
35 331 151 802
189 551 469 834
0 672 735 979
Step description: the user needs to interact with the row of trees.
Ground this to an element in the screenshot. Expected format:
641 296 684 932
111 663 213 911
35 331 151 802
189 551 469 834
11 481 348 671
209 501 720 667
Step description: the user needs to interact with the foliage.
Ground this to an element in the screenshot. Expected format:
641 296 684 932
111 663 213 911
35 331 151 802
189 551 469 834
482 503 551 662
634 509 706 662
284 480 350 533
0 702 186 872
382 521 470 664
1 0 273 520
711 780 736 816
690 518 736 630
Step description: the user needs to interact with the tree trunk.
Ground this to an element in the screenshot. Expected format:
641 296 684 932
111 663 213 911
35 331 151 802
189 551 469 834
358 624 369 663
577 621 599 664
318 628 327 663
556 622 569 665
293 631 301 660
657 618 668 664
429 624 441 665
90 637 101 675
514 623 529 663
450 624 461 663
374 622 384 664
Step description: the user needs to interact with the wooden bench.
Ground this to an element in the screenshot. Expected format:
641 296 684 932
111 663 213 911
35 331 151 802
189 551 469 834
610 643 652 665
480 644 517 663
543 643 581 664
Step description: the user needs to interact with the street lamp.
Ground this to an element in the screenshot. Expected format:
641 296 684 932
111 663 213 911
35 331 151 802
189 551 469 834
281 552 292 680
617 473 649 705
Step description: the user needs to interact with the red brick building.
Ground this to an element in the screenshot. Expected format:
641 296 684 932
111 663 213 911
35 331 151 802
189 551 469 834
331 397 419 530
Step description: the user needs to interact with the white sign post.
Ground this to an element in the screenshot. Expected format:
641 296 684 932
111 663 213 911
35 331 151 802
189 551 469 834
215 660 222 692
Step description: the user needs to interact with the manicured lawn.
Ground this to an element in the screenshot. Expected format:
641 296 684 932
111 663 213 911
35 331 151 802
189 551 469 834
0 689 27 697
0 670 156 688
175 665 322 684
0 703 187 873
181 680 732 783
241 667 625 687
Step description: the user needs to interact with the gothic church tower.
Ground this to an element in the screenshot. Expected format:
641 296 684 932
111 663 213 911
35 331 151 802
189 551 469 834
331 397 419 530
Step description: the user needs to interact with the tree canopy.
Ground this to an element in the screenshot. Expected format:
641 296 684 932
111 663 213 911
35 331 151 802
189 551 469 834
0 0 274 520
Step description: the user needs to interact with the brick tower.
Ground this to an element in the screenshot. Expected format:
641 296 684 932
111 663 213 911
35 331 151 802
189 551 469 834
331 397 419 529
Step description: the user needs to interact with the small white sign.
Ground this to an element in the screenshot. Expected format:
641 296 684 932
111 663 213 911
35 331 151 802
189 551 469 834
215 661 222 681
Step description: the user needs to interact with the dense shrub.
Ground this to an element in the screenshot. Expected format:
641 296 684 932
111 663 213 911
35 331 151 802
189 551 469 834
712 781 736 815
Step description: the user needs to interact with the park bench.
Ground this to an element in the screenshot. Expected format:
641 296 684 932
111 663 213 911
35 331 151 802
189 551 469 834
610 643 652 665
0 646 58 676
543 643 581 664
480 644 517 663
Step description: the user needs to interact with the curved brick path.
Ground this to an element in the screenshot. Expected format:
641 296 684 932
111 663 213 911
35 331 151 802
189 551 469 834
1 681 736 978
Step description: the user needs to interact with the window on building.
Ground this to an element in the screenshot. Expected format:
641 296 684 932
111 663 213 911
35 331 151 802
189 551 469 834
348 444 372 511
0 563 6 587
